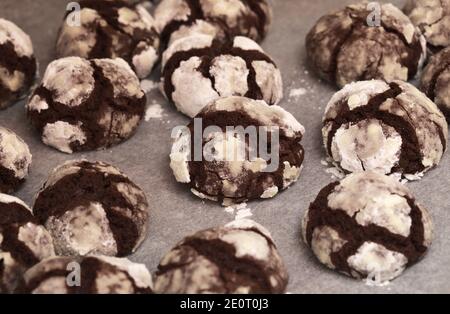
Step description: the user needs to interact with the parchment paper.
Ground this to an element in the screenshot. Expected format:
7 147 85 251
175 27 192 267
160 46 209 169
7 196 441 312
1 0 449 293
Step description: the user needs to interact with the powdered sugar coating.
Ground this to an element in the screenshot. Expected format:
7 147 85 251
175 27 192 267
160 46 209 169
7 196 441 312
155 0 272 45
161 35 283 118
27 57 146 153
56 1 160 79
306 2 426 87
33 160 149 257
323 80 448 179
302 171 433 283
0 127 32 193
0 18 33 57
420 46 450 119
1 194 55 293
0 18 37 109
21 255 152 294
404 0 450 49
154 220 287 294
170 96 305 204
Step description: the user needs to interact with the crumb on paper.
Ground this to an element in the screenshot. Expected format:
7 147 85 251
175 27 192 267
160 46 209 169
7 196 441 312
140 79 157 94
224 205 236 214
235 207 253 220
145 101 165 121
364 271 396 288
289 88 307 99
321 158 345 180
224 203 253 220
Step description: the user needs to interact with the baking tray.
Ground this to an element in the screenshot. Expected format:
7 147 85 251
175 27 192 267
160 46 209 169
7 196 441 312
1 0 449 293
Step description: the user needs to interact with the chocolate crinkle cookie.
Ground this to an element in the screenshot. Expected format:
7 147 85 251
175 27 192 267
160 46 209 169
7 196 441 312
18 255 152 294
56 0 160 79
170 96 305 205
404 0 450 51
27 57 146 154
32 160 149 257
155 0 272 46
154 219 288 294
323 80 448 180
0 18 37 109
302 171 433 283
0 127 32 194
306 2 426 88
161 35 283 118
421 46 450 119
0 194 55 293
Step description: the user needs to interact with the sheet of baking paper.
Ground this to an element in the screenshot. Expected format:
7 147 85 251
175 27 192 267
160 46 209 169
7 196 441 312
1 0 448 293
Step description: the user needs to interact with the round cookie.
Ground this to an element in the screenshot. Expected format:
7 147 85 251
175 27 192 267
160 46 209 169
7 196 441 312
421 46 450 119
404 0 450 51
322 80 448 180
56 0 160 79
27 57 146 154
170 96 305 205
32 160 149 257
0 18 37 109
18 255 152 294
306 2 426 88
302 171 433 283
161 35 283 118
155 0 272 46
0 194 55 293
154 219 288 294
0 127 32 194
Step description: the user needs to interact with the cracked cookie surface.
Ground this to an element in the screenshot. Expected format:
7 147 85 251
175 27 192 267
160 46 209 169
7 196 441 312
162 35 283 118
404 0 450 51
18 255 152 294
322 80 448 180
421 46 450 119
27 57 146 154
0 127 32 194
155 0 272 47
306 2 426 88
56 0 160 79
0 18 37 109
0 194 54 293
302 171 433 283
32 160 149 257
170 96 305 205
154 219 288 294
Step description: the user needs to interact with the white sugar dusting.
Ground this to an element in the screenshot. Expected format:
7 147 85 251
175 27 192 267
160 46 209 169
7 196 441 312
140 79 157 94
235 207 253 220
321 158 345 180
224 203 253 220
364 271 398 288
145 101 165 121
289 88 307 99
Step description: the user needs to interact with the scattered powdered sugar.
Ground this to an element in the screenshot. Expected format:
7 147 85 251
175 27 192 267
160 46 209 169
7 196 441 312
140 79 157 94
224 203 253 220
145 101 165 121
289 88 307 99
321 158 346 180
224 205 236 214
235 207 253 220
364 271 397 288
